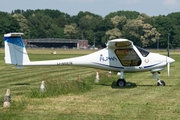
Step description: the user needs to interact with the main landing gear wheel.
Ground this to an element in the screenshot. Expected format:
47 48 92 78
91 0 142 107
157 80 165 86
116 79 126 87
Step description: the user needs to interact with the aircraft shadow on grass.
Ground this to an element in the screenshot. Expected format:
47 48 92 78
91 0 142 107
111 81 137 89
97 81 170 89
96 81 137 89
136 84 172 87
12 83 30 86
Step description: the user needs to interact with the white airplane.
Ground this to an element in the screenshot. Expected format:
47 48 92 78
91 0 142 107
4 33 175 87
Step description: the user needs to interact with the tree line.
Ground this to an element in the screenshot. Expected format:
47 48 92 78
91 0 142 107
0 9 180 48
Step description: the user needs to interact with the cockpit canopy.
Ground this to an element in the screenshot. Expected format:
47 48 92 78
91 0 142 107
107 39 150 66
114 46 149 67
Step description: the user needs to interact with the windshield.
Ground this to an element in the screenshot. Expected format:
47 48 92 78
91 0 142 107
136 46 149 57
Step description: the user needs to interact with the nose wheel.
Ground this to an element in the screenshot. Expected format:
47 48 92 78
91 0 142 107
157 80 165 86
152 72 166 86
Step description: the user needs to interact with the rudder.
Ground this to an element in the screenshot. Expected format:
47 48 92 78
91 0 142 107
4 33 30 65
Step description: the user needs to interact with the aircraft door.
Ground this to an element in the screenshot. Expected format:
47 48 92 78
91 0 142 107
115 48 141 66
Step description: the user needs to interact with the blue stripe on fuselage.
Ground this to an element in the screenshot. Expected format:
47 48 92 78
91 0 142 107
144 62 162 68
93 62 163 70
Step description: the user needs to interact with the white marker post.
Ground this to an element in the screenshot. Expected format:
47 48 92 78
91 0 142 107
95 72 99 83
40 81 45 92
3 89 11 107
117 72 121 76
108 71 112 77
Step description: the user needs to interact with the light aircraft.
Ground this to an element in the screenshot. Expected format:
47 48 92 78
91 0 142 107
4 33 175 87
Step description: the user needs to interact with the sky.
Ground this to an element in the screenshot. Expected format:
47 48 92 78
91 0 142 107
0 0 180 17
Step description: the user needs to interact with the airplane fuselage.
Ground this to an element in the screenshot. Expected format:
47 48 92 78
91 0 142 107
23 46 173 73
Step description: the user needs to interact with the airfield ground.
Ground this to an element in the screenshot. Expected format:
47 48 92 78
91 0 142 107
0 48 180 119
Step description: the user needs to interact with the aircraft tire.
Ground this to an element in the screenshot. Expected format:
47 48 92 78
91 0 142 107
116 79 126 87
157 80 165 86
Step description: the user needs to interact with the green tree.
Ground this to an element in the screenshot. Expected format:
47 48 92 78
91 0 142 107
122 15 160 47
27 13 58 38
6 9 180 48
64 23 78 39
79 15 102 30
12 14 29 38
0 12 20 46
140 24 160 47
83 30 94 45
55 16 68 28
123 19 143 45
106 28 122 40
105 10 140 20
111 16 127 28
153 15 177 48
167 12 180 48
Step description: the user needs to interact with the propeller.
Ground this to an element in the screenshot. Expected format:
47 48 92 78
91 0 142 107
167 33 170 76
167 61 170 76
166 52 175 76
167 47 170 76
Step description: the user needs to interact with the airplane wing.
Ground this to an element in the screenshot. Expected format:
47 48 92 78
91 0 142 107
107 39 133 49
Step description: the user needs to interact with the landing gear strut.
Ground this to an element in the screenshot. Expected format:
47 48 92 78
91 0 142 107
152 72 165 86
116 71 126 87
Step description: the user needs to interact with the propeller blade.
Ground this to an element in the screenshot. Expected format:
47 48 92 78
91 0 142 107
167 63 170 76
166 56 175 76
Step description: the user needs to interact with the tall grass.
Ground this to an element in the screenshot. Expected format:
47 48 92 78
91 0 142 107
27 71 123 98
27 75 94 98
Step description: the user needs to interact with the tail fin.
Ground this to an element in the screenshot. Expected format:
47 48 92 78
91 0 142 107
4 33 30 66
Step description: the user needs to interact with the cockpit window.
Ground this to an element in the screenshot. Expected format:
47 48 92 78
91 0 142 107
136 46 149 57
115 48 141 66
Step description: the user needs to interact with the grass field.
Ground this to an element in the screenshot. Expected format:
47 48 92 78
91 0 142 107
0 48 180 120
